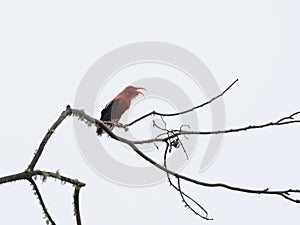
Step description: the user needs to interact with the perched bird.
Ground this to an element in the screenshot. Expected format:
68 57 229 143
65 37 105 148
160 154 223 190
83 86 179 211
97 86 146 136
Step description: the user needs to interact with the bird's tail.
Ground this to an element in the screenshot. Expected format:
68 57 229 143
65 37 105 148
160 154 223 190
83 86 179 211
97 124 113 136
96 127 104 136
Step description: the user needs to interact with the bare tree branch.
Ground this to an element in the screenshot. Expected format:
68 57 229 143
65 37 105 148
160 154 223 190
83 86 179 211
73 187 82 225
27 106 72 171
124 78 239 127
72 108 300 207
0 106 84 225
0 170 85 188
163 141 212 220
28 178 56 225
129 111 300 144
1 77 300 223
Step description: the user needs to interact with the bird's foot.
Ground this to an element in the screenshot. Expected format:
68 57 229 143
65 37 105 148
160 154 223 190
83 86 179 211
111 120 125 128
104 120 127 131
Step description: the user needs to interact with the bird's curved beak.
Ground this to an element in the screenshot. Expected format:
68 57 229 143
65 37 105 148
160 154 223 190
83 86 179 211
136 87 147 97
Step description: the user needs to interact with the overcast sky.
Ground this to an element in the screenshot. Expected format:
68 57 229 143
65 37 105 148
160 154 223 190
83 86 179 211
1 1 300 224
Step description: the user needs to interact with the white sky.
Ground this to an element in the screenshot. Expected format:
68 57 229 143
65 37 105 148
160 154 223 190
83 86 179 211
0 0 300 224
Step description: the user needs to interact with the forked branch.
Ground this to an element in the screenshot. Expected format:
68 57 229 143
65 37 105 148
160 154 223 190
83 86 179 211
1 78 299 223
71 104 300 219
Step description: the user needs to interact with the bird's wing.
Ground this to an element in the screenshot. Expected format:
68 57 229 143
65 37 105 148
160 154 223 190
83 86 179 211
100 97 130 121
111 96 130 120
100 98 120 121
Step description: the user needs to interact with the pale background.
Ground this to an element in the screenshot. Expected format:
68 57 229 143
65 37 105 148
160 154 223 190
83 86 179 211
1 0 300 224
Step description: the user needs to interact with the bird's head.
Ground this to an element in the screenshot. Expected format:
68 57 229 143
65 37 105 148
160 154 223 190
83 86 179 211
121 86 146 99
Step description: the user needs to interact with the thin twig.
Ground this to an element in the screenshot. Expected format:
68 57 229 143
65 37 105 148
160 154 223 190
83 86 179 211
124 79 239 127
73 187 82 225
28 178 56 225
152 118 189 159
163 141 212 220
177 177 212 220
27 105 72 171
129 111 300 144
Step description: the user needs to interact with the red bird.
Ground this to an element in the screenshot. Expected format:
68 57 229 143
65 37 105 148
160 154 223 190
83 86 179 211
97 86 146 136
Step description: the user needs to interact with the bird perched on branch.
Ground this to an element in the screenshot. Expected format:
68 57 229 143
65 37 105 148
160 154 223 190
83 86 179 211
97 86 146 136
